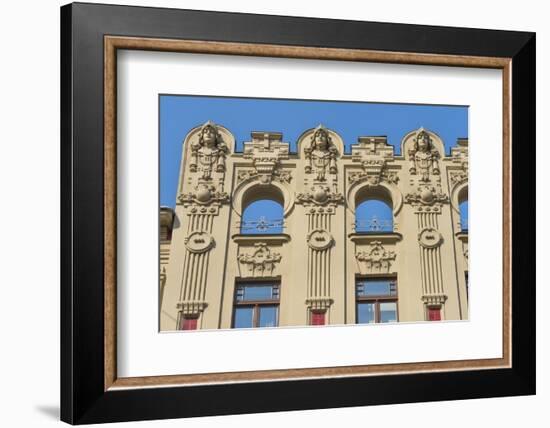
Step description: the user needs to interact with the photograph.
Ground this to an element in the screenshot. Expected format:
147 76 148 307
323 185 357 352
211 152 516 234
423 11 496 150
56 2 536 423
159 95 470 331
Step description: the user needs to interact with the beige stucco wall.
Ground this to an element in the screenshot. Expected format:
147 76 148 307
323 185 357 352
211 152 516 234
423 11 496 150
160 122 469 331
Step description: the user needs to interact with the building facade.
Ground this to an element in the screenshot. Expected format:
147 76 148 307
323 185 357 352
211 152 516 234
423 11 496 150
160 122 469 331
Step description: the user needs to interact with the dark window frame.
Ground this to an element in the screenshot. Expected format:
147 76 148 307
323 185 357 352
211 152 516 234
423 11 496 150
232 281 281 328
355 277 399 324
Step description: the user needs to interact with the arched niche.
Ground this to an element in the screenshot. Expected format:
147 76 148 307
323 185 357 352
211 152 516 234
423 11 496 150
232 179 294 219
347 180 403 217
296 125 345 157
450 183 468 231
400 127 445 159
241 197 284 235
450 182 468 214
181 121 236 154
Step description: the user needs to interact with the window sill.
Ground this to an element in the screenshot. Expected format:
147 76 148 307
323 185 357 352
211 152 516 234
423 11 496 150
232 234 291 245
348 232 402 244
455 231 468 242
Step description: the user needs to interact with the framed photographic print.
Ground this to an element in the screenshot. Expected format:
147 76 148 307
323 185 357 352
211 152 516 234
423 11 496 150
60 2 536 424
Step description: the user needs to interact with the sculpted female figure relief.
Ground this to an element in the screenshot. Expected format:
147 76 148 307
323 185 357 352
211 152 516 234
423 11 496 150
408 128 440 182
305 125 338 181
189 120 228 180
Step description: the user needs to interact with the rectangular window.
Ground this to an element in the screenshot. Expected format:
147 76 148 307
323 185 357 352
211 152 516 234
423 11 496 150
232 282 280 328
428 307 442 321
179 316 198 330
311 311 326 326
356 278 398 324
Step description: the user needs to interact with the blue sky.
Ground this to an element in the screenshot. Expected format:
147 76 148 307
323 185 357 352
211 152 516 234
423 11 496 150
160 95 468 211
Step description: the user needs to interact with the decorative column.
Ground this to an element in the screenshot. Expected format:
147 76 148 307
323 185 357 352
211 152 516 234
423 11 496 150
297 125 344 322
405 128 449 316
175 121 231 327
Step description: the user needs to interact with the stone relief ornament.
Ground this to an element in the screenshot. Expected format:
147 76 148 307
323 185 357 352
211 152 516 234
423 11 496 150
348 168 399 186
449 170 468 186
405 184 449 206
237 243 282 277
349 136 398 186
177 183 230 206
296 185 344 206
241 132 291 184
408 128 440 182
189 121 229 180
236 168 292 185
450 138 469 171
418 228 443 248
304 125 338 181
356 241 397 273
184 231 215 253
306 229 334 250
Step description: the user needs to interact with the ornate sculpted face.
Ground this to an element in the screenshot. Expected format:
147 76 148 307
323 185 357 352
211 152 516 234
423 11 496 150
201 125 218 148
314 129 329 151
415 131 431 153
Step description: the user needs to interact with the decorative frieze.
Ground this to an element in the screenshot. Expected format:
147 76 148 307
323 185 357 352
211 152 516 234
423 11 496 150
237 168 292 185
348 169 399 186
237 243 282 277
356 241 396 274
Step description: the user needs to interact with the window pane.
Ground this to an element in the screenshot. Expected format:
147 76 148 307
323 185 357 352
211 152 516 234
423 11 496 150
357 279 396 297
239 284 277 301
311 311 326 326
428 307 441 321
258 306 278 327
241 199 284 234
180 317 198 331
357 302 376 324
233 307 254 328
355 199 393 233
379 302 398 323
459 200 468 232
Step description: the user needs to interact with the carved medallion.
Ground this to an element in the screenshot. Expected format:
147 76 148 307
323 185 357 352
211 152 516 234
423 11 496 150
184 231 215 253
307 229 334 250
418 228 443 248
